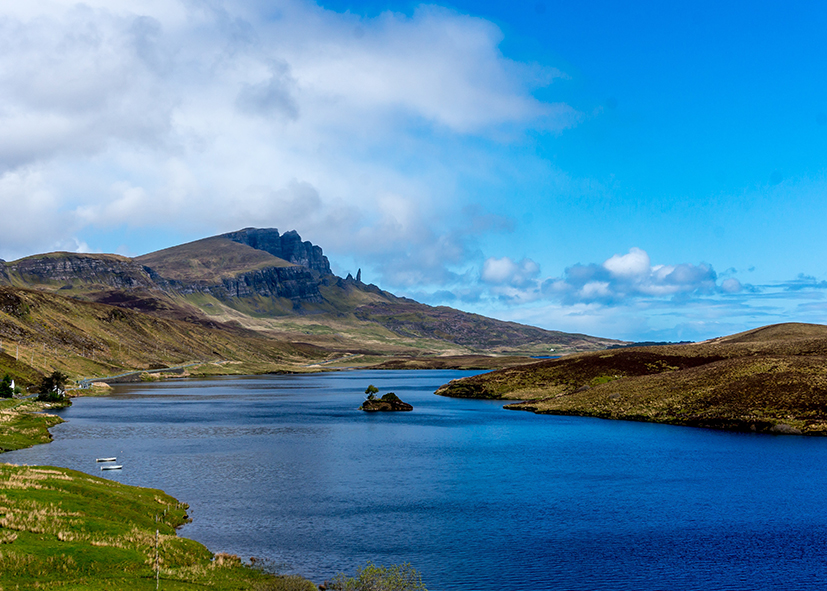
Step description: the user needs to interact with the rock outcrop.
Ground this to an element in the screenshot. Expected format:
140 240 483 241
6 231 332 308
222 228 332 277
360 393 413 412
7 254 159 291
164 265 323 304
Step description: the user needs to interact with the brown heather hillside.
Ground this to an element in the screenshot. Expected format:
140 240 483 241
436 322 827 435
0 286 327 389
135 235 295 283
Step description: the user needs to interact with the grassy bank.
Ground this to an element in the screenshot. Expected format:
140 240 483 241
0 394 316 589
0 398 64 453
0 463 316 590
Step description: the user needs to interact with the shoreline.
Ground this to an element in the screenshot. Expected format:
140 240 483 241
0 387 320 589
0 462 317 589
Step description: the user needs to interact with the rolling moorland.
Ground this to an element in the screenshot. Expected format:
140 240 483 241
436 322 827 435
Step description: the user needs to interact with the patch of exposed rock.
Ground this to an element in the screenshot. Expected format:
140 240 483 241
222 227 332 277
360 393 413 412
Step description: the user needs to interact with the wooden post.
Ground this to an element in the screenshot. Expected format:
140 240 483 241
156 527 160 589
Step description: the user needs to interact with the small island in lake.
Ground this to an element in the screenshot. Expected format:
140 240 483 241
360 385 413 412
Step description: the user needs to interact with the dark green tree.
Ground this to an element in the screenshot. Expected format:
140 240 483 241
364 384 379 400
38 370 68 402
0 374 13 399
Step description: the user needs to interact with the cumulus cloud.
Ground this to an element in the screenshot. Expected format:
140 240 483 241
430 246 752 313
482 256 540 287
543 247 726 304
0 0 576 271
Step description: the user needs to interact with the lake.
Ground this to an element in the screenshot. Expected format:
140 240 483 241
4 369 827 590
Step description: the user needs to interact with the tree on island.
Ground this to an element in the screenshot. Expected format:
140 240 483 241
37 370 69 402
0 374 13 399
359 386 412 411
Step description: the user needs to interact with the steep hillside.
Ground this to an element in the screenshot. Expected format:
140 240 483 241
436 322 827 435
135 235 295 283
0 286 327 389
5 252 157 291
2 228 622 355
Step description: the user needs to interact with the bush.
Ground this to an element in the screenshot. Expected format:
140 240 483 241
329 563 427 591
37 370 68 402
380 392 400 403
0 374 13 398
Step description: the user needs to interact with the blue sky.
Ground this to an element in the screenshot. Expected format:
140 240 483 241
0 0 826 341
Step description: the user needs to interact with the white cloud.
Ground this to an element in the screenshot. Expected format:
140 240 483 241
721 277 743 293
603 246 650 279
481 256 540 286
543 247 723 304
0 0 577 286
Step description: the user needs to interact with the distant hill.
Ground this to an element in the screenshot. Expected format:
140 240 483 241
436 322 827 435
1 228 621 356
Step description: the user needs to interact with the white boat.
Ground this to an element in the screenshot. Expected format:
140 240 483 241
96 457 117 462
100 465 122 471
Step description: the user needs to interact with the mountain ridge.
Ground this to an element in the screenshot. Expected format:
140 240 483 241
0 228 622 355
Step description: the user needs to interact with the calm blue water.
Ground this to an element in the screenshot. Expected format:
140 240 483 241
5 370 827 590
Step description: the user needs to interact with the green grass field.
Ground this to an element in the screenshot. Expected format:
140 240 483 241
0 398 64 454
0 463 316 590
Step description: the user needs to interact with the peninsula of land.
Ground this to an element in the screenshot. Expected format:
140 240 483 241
0 461 316 590
436 322 827 435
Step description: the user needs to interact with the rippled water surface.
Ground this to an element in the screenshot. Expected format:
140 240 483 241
6 370 827 590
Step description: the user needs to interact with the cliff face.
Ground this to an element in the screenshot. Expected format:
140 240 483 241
7 254 159 291
5 231 330 308
222 228 332 277
165 265 323 303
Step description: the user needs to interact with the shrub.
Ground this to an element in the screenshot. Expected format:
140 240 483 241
0 374 13 398
329 563 427 591
37 370 68 402
380 392 400 403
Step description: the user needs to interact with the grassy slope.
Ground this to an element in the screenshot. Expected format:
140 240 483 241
0 398 64 453
367 355 541 370
5 242 623 356
353 300 619 353
436 322 827 435
135 236 294 284
0 286 327 389
0 463 315 590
